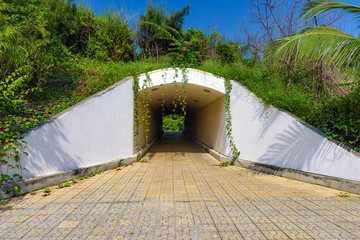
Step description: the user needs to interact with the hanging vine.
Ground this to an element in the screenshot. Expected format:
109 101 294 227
224 78 240 165
141 73 153 146
133 72 154 160
179 68 188 118
171 68 188 118
133 75 141 159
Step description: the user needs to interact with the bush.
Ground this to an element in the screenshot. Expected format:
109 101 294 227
163 114 184 131
87 9 134 62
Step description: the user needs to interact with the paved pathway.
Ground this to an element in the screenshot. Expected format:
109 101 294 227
1 132 360 239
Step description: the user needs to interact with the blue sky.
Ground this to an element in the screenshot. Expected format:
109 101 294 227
75 0 360 38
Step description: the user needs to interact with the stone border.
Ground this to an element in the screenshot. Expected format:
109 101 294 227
0 136 158 200
190 136 360 195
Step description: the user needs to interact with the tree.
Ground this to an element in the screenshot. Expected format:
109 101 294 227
237 0 344 59
265 1 360 71
0 0 56 89
86 8 134 62
137 3 189 60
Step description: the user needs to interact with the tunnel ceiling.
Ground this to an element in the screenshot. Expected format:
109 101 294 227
139 83 224 115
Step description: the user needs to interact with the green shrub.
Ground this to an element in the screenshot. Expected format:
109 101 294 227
163 114 184 131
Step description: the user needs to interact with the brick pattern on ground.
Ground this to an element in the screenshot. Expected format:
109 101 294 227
1 132 360 239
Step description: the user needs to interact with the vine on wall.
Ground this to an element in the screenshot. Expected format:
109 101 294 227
1 139 27 195
133 76 141 158
133 75 141 159
224 78 240 165
141 73 153 146
180 68 188 117
133 73 153 160
172 68 188 118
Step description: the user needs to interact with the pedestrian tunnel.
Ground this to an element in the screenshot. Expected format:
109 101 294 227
136 70 228 153
4 68 360 198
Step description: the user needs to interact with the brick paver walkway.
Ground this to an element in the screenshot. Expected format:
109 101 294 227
1 132 360 239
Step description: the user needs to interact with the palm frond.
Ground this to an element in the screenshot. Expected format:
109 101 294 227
300 1 360 24
265 26 360 69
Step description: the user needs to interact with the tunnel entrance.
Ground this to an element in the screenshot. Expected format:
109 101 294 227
136 75 228 155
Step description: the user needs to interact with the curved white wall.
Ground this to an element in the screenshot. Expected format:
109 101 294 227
138 68 226 94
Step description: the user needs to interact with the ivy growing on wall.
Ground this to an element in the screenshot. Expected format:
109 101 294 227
0 138 27 195
133 72 154 160
172 68 188 118
141 73 153 146
133 75 141 159
224 78 240 164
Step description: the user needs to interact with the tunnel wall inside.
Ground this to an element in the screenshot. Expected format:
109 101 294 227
137 104 162 150
185 96 229 156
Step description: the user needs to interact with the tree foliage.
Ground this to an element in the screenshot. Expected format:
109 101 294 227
265 1 360 71
87 9 134 61
0 0 135 110
137 3 189 59
162 114 184 131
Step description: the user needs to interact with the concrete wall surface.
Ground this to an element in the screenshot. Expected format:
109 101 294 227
138 68 226 94
10 77 135 179
185 96 229 156
137 102 162 150
230 81 360 182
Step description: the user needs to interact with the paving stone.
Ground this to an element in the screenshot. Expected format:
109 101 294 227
0 132 360 239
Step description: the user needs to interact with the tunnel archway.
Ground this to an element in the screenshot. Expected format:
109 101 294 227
136 69 228 156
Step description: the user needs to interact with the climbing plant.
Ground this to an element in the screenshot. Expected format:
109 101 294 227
133 75 141 158
141 73 153 146
224 78 240 165
133 72 154 160
171 68 188 118
0 137 27 195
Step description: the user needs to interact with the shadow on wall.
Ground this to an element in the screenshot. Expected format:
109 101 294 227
257 112 346 175
20 120 82 178
230 83 279 158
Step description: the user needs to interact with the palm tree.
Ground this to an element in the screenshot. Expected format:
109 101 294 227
265 1 360 71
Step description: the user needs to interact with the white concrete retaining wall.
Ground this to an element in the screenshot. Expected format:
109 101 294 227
230 81 360 181
12 77 135 179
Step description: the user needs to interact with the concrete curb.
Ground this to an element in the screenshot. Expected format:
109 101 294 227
0 136 157 200
191 136 360 195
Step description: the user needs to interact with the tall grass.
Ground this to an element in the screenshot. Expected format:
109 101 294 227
198 61 360 152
